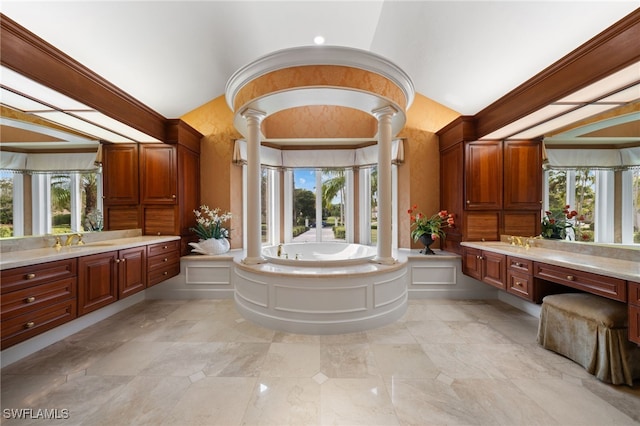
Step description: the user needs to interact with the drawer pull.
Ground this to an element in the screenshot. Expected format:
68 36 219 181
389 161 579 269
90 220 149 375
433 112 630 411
25 321 35 329
514 262 521 267
566 275 575 281
115 259 121 263
163 271 168 276
25 296 36 303
163 258 168 262
163 245 168 249
25 273 36 280
515 281 522 287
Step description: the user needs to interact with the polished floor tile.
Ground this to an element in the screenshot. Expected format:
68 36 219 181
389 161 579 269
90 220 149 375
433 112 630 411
2 298 638 425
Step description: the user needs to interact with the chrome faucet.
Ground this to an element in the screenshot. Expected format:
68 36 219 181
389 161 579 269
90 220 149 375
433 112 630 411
64 233 84 246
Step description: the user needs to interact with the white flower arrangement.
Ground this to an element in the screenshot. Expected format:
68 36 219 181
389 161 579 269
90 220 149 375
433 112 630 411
191 205 232 240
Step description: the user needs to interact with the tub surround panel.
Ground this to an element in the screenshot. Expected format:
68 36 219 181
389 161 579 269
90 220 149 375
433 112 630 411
273 284 368 314
232 257 409 334
185 264 231 286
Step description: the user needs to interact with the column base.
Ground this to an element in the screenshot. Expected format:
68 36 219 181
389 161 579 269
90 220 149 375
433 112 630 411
372 256 396 265
242 256 267 265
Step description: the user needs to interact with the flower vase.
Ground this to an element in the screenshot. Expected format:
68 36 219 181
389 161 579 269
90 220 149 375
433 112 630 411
189 238 230 255
418 234 435 255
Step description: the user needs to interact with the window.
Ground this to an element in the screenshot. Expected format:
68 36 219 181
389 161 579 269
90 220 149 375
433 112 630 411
544 167 636 244
0 171 15 237
0 170 101 237
359 166 378 246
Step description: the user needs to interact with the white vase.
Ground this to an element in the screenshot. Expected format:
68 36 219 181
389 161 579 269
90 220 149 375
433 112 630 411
189 238 230 255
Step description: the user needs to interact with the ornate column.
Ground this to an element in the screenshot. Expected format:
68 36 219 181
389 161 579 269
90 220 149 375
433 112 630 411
373 105 397 265
242 108 267 264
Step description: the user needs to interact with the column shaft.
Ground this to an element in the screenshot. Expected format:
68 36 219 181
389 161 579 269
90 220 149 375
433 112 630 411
373 106 397 265
242 109 266 264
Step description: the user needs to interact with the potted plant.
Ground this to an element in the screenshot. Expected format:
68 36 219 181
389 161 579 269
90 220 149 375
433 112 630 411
189 205 232 255
407 205 455 254
541 205 582 240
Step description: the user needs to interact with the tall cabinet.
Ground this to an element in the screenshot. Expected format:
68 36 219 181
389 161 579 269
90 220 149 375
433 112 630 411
102 120 201 255
438 117 542 254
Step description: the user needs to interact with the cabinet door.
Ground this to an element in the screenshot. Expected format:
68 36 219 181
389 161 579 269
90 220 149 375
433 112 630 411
461 247 482 281
482 251 506 290
102 144 139 205
140 144 177 204
503 140 541 210
78 251 118 315
118 246 146 299
465 141 502 210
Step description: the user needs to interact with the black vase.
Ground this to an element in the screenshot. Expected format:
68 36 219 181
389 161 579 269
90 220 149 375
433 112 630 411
418 233 435 255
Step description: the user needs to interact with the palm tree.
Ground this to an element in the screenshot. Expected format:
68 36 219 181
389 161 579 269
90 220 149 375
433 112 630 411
322 169 345 226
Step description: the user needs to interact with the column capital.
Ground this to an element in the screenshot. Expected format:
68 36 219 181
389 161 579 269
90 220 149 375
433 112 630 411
372 105 398 120
241 108 267 121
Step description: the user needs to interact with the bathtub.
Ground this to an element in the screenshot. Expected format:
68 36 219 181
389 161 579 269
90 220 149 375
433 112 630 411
234 243 408 334
262 242 377 266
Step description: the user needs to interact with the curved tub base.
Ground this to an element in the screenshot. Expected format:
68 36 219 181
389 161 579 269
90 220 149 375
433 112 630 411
232 260 408 334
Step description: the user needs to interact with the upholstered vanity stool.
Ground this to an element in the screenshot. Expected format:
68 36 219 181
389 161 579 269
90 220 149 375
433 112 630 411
537 293 640 386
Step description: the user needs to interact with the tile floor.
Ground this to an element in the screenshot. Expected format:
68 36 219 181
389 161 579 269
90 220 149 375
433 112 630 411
1 298 639 425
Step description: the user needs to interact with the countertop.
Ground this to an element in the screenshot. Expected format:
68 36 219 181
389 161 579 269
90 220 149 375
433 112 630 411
0 235 180 270
461 241 639 281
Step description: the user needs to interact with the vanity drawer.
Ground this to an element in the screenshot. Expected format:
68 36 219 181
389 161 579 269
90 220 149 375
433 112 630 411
1 259 77 294
1 277 76 321
148 250 180 272
533 263 626 302
507 256 532 274
1 299 77 350
507 271 533 301
147 240 180 257
147 262 180 287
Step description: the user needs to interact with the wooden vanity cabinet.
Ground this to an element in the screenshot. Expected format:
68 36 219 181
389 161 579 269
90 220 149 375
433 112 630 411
627 281 639 345
0 259 77 349
533 262 626 302
506 255 535 301
118 246 147 299
462 246 506 290
78 251 118 315
147 240 180 287
438 118 542 253
78 247 147 315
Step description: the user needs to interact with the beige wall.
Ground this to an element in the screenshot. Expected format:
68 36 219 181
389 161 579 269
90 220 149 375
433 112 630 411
182 92 459 249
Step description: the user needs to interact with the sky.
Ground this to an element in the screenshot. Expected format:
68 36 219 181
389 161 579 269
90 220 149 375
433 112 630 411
294 169 316 192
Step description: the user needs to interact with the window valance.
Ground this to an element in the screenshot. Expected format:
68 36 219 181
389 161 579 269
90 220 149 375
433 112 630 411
543 145 640 170
0 151 99 173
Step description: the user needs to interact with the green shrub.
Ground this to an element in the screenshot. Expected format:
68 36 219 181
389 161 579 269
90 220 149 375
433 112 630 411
634 231 640 244
292 226 308 237
333 226 346 239
0 225 13 238
53 214 71 226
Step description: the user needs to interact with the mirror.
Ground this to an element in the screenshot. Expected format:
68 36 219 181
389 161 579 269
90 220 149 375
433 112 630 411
0 65 157 239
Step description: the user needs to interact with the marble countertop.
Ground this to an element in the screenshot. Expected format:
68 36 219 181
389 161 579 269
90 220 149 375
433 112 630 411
0 235 180 270
461 241 640 281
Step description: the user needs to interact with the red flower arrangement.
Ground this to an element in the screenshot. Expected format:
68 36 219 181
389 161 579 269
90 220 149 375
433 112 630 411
541 204 584 240
408 205 455 242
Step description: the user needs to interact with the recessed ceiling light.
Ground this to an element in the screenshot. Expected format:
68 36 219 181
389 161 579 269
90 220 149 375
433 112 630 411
313 36 325 45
